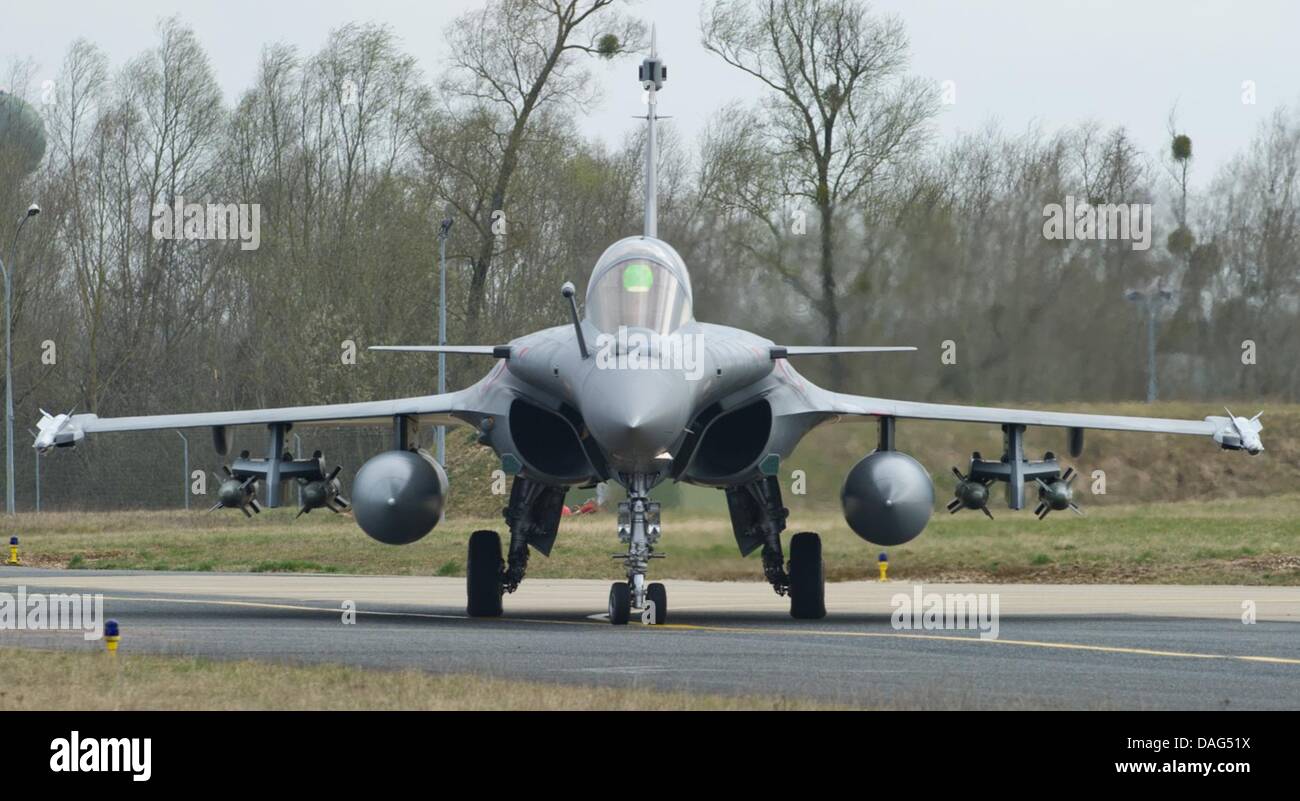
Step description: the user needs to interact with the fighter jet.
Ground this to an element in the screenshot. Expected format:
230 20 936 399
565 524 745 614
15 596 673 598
35 40 1264 624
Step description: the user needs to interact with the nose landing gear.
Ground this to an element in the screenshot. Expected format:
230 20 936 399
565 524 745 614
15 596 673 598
608 474 668 625
608 580 667 625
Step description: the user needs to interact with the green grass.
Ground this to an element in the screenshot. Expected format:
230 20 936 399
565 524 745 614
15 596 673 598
3 490 1299 585
0 647 840 711
249 559 340 574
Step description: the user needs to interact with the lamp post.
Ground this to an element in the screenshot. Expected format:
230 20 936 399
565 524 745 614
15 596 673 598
0 203 40 515
292 432 303 508
177 431 190 510
1123 279 1173 404
436 213 453 466
28 427 39 513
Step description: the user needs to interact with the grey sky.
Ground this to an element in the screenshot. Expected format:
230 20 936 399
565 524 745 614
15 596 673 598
5 0 1297 189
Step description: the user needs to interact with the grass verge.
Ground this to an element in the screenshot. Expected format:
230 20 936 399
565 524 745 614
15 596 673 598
0 647 836 710
3 493 1298 585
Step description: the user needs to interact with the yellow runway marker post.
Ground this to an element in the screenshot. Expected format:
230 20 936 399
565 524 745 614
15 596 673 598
6 536 18 565
103 619 120 654
878 552 888 581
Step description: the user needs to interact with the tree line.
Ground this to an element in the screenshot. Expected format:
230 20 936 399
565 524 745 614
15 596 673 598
0 0 1296 510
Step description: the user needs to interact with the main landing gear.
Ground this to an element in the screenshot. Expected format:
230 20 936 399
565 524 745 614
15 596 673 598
465 476 567 618
725 476 826 619
466 473 826 624
607 474 668 625
786 531 826 620
466 529 504 617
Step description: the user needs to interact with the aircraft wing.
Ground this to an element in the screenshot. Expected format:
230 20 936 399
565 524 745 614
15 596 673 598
34 389 482 451
771 346 917 358
822 392 1263 452
370 345 510 358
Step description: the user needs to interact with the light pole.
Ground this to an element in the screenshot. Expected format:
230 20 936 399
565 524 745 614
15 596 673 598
177 431 190 510
292 432 303 508
436 213 453 466
0 203 40 515
28 427 39 513
1124 279 1173 403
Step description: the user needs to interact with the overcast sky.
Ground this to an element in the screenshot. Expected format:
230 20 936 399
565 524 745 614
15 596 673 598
5 0 1297 189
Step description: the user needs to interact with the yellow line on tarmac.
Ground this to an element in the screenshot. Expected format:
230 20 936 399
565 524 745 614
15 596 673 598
95 594 1300 666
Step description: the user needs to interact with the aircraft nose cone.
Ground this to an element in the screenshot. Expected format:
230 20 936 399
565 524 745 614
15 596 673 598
582 368 695 472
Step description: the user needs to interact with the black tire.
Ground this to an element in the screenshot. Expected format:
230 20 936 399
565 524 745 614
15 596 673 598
608 582 631 625
645 582 668 625
788 531 826 620
466 530 504 617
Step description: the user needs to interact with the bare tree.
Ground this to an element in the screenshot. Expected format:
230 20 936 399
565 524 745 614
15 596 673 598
442 0 643 340
702 0 935 387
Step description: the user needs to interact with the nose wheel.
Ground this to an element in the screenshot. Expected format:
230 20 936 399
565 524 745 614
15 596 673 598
607 474 668 625
608 582 631 624
646 582 668 624
607 581 668 625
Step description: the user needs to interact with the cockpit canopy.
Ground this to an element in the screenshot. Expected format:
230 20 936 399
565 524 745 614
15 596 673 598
586 237 693 335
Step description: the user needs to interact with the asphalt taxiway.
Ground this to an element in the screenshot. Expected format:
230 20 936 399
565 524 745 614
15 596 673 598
2 569 1298 709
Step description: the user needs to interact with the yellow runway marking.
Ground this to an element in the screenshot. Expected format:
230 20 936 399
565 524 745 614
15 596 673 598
91 594 1300 666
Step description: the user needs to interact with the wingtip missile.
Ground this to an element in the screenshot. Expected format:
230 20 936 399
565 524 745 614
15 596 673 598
1211 410 1264 455
33 409 84 453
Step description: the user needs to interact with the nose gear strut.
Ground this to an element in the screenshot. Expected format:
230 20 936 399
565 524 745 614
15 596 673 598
607 473 668 624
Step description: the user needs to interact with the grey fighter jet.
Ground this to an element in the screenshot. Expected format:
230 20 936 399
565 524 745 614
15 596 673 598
34 40 1264 624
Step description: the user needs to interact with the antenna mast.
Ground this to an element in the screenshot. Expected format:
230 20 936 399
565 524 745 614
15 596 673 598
639 27 667 238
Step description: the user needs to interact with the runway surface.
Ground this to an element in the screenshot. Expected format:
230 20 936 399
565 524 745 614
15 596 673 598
3 568 1299 709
